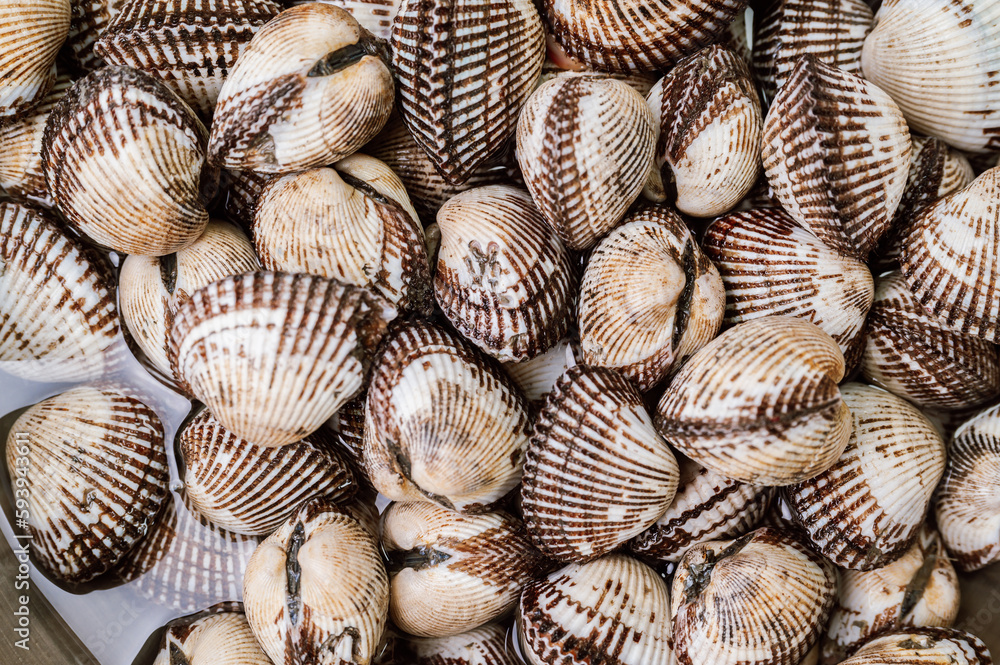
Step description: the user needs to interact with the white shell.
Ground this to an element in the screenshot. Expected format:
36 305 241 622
503 338 578 405
287 0 401 41
153 610 272 665
0 0 70 119
836 628 992 665
399 623 518 665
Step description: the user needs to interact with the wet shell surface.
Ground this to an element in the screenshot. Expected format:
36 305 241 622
382 502 547 637
207 3 394 173
390 0 544 185
516 73 655 251
578 205 725 391
434 185 575 362
252 154 433 314
671 528 837 665
41 66 211 256
517 554 674 665
655 316 851 486
398 622 517 665
65 0 127 71
786 383 947 571
168 271 396 447
363 320 530 512
761 55 911 259
0 0 69 119
503 337 578 406
243 498 389 665
287 0 400 42
644 45 762 217
521 365 679 563
836 628 992 665
153 610 272 665
4 386 168 583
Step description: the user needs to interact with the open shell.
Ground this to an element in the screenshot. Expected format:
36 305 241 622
0 0 69 119
153 610 272 665
836 628 992 665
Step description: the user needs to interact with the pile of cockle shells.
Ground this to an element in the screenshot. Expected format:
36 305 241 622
3 1 1000 664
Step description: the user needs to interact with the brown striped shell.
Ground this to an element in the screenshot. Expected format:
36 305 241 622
208 3 394 173
286 0 400 41
643 45 762 217
41 66 211 256
4 385 168 583
252 155 433 315
578 205 725 391
363 320 531 513
434 185 576 362
152 610 272 665
861 271 1000 411
786 383 947 571
518 554 675 665
516 73 655 250
243 498 389 665
390 0 544 185
95 0 282 117
397 623 517 665
521 365 679 563
671 528 837 665
836 628 992 665
761 55 911 260
0 0 69 119
536 56 660 98
168 271 395 447
65 0 127 71
655 316 851 486
219 168 275 228
382 502 547 637
503 337 578 406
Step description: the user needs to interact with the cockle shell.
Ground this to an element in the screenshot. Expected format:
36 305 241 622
434 185 576 362
702 207 875 369
153 610 272 665
65 0 127 71
4 385 168 583
0 0 69 119
935 403 1000 572
95 0 282 117
786 383 947 571
821 526 960 665
286 0 400 42
382 502 547 637
861 271 1000 410
219 168 275 228
644 45 762 217
168 271 395 447
391 0 544 185
762 55 911 259
503 337 578 405
836 628 992 665
363 320 530 512
328 391 367 474
536 57 659 98
655 316 851 486
243 498 389 665
252 154 433 314
180 409 356 536
521 365 680 563
861 0 1000 153
208 3 394 173
41 66 211 256
578 205 725 391
516 73 655 250
518 554 675 665
397 623 517 665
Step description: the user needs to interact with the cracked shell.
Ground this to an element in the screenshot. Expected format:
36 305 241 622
836 628 992 665
153 609 272 665
0 0 69 119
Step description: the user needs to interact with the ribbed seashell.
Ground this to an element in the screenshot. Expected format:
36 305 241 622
629 455 775 564
119 220 261 382
434 185 575 362
822 526 960 665
153 610 272 665
504 337 578 405
65 0 126 71
656 316 851 486
702 207 875 369
180 409 356 536
836 628 992 665
207 3 394 173
521 365 679 563
752 0 873 103
516 73 655 250
934 403 1000 572
253 155 433 315
540 0 747 73
861 271 1000 410
518 554 674 665
328 391 367 472
0 0 69 119
536 57 659 97
219 168 275 228
0 201 121 382
41 66 211 256
671 528 837 665
861 0 1000 153
168 271 395 447
363 320 530 512
94 0 282 117
243 497 389 665
286 0 400 41
786 383 947 570
382 502 547 637
643 45 762 217
391 0 544 185
4 386 168 583
761 55 911 259
578 205 725 391
398 623 517 665
899 166 1000 341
